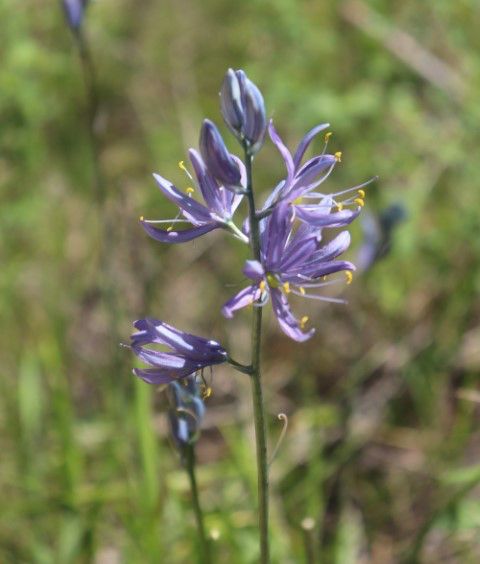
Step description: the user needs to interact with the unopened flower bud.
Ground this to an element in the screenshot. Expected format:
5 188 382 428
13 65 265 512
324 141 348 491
199 119 242 188
221 68 266 154
62 0 89 31
167 375 206 449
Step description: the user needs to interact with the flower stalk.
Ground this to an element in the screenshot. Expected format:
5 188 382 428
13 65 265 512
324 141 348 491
185 444 211 564
244 141 270 563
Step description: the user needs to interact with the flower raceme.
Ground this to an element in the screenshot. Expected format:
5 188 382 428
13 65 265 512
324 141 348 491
222 202 355 342
130 319 227 384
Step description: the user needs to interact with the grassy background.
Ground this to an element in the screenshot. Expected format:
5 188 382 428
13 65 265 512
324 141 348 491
1 0 480 562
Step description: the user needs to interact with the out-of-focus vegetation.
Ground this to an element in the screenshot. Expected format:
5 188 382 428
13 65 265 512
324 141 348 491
1 0 480 562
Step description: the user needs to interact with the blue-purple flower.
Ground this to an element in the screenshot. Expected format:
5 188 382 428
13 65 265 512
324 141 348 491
140 149 248 244
263 121 367 229
220 69 267 154
131 318 227 384
62 0 89 30
167 374 206 447
222 202 355 341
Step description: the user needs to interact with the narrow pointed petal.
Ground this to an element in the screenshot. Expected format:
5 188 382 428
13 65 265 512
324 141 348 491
270 288 315 342
199 119 242 187
268 121 295 185
293 123 330 168
221 285 261 318
290 260 356 279
311 231 351 262
188 149 225 213
152 173 212 223
133 365 198 385
264 202 293 268
295 205 361 228
141 220 219 243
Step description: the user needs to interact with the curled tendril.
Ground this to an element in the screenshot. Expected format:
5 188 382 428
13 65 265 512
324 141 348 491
269 413 288 466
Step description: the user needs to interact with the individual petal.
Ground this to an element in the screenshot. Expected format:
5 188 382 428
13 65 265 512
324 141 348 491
221 285 261 318
292 155 336 191
237 71 267 153
133 364 198 385
220 69 244 135
295 205 361 228
268 121 295 186
131 347 192 369
263 202 293 269
243 260 265 281
310 231 351 262
289 259 356 279
280 233 319 272
141 220 219 244
199 119 242 187
152 173 212 223
188 149 228 215
270 288 315 342
292 123 330 168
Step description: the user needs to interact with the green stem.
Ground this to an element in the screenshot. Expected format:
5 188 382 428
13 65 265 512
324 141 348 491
244 143 270 563
185 445 211 564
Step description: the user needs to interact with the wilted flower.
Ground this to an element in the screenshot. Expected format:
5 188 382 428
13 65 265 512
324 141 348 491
199 119 243 190
131 318 227 384
220 69 267 154
167 374 206 448
62 0 89 31
222 202 355 341
140 149 248 244
263 121 369 228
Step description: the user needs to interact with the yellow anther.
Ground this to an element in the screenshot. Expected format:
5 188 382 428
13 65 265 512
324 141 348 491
266 273 279 288
353 198 365 207
322 275 327 281
283 282 291 294
186 186 195 194
202 386 212 399
293 197 303 205
167 226 173 232
178 160 186 171
259 280 266 292
300 316 309 329
345 271 353 285
325 131 333 142
335 203 344 212
357 189 365 198
334 151 342 162
299 286 306 295
139 215 144 221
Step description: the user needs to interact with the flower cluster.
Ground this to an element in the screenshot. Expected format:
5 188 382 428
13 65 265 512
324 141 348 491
131 67 368 384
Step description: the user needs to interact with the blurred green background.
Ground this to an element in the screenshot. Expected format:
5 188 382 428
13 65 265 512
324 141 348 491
1 0 480 562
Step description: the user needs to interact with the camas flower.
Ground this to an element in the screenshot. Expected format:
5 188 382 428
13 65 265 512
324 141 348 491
167 374 206 448
62 0 89 30
220 68 267 154
222 202 355 341
131 318 227 384
140 149 248 244
263 120 371 229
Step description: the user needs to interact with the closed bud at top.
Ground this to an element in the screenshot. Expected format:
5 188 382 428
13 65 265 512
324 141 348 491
199 119 242 188
62 0 89 31
220 68 267 154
